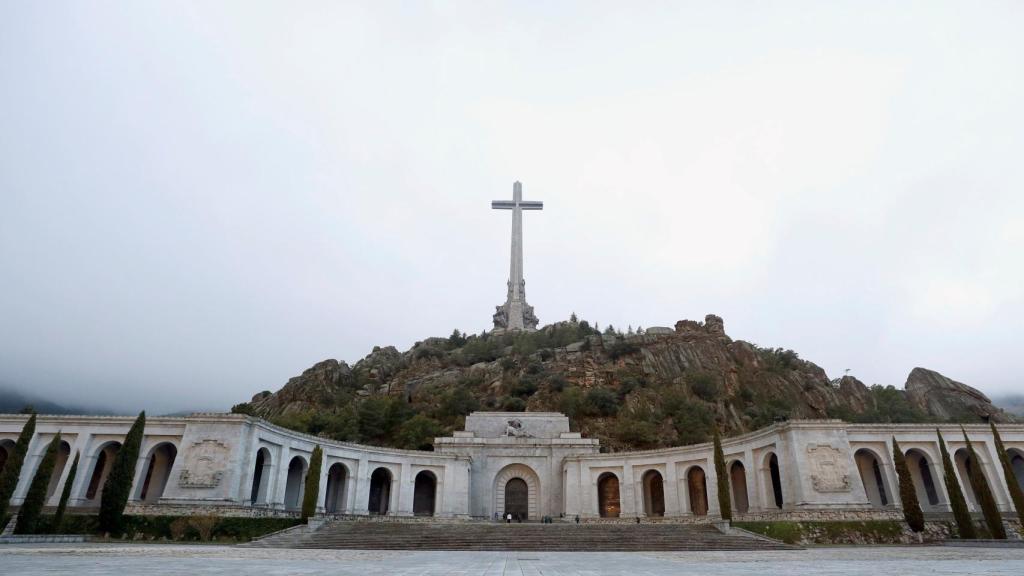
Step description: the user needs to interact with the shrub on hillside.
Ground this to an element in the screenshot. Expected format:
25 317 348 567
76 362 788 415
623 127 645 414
583 388 619 417
688 372 720 402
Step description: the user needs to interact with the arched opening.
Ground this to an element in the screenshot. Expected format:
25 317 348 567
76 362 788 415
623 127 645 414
687 467 708 516
413 470 437 516
0 439 15 475
854 449 889 508
504 477 528 520
597 472 621 518
1009 449 1024 493
730 461 749 514
954 448 991 508
765 453 784 509
368 467 392 515
45 441 72 501
325 463 348 514
642 470 665 517
84 442 121 503
905 449 940 507
138 443 177 503
283 455 307 511
250 448 272 505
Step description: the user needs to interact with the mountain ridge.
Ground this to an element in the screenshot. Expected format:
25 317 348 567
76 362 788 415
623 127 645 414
236 314 1015 452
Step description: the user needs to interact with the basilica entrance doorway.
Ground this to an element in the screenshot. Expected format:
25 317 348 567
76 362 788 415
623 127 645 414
493 464 540 521
504 478 528 520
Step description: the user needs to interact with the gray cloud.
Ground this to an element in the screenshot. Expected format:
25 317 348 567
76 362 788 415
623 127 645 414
1 2 1021 414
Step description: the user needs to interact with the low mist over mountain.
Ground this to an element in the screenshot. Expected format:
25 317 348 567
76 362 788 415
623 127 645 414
994 394 1024 417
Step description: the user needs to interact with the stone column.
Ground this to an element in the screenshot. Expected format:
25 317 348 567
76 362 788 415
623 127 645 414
664 461 681 516
621 462 636 516
352 456 370 515
706 456 720 517
128 441 151 502
743 448 757 513
981 438 1012 510
67 433 95 507
11 432 43 504
316 459 330 514
271 444 291 509
396 463 414 516
927 443 953 513
389 467 402 516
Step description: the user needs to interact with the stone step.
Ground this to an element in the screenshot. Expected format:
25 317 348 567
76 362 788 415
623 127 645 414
248 521 797 551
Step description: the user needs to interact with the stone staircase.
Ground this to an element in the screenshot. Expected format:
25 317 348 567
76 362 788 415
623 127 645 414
246 520 798 551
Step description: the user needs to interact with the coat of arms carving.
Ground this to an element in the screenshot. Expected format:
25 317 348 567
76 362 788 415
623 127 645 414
178 439 229 489
807 444 851 492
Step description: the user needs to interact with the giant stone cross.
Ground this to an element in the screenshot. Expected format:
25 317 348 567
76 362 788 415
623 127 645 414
491 181 542 332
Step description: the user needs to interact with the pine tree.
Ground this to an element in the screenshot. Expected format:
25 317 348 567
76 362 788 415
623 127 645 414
891 437 924 532
98 411 146 535
713 425 732 521
14 432 61 534
0 413 36 520
53 451 79 533
938 429 976 538
302 446 323 521
991 422 1024 525
962 429 1005 539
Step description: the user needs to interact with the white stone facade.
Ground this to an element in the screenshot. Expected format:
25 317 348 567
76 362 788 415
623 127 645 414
2 412 1022 522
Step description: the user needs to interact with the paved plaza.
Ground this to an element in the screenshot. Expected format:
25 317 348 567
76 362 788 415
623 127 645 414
1 544 1023 575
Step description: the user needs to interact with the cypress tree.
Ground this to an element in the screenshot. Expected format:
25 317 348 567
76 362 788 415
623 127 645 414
937 429 976 539
53 451 79 533
14 432 61 534
302 445 323 521
713 425 731 521
0 413 37 520
962 428 1005 539
891 437 925 532
990 422 1024 525
99 411 146 535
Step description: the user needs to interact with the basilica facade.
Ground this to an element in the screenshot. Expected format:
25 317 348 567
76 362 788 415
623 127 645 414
2 411 1023 523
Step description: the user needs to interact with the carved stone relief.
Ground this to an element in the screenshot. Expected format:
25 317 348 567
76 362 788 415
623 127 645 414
807 444 851 492
178 439 229 489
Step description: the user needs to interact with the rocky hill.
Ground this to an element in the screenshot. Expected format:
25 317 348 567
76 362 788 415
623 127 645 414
235 315 1014 452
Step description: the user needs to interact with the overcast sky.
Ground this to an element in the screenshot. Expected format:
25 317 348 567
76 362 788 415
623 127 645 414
2 2 1022 414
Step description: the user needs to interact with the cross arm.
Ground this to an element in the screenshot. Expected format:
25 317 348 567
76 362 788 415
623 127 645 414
492 201 515 209
519 201 543 210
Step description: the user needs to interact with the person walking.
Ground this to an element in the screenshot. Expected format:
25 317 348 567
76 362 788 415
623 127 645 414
506 513 512 524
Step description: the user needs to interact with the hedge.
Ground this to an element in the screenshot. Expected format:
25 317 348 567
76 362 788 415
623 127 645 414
37 514 302 542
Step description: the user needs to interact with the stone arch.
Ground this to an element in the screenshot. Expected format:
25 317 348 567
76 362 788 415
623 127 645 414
905 448 940 507
729 460 749 514
764 452 784 509
413 470 437 516
45 440 73 501
324 462 349 514
687 466 708 516
641 469 665 517
954 447 989 508
493 464 540 521
84 441 121 503
597 472 621 518
137 442 177 503
1008 448 1024 493
854 448 890 508
250 447 273 505
284 455 308 511
368 467 393 515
